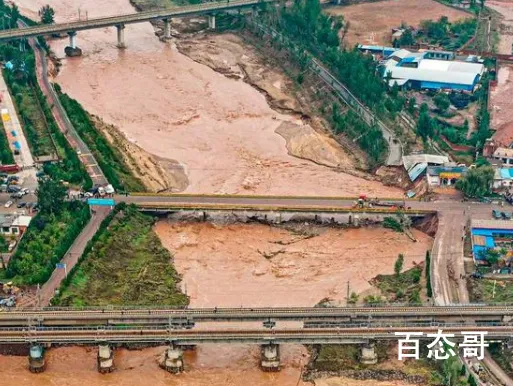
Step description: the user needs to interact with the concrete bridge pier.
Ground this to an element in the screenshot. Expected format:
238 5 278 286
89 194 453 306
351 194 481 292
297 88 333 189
159 344 184 373
163 18 172 39
116 24 126 49
360 341 378 365
260 343 280 372
65 31 82 57
208 14 216 29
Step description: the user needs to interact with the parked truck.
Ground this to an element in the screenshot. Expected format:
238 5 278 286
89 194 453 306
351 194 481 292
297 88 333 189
0 164 20 173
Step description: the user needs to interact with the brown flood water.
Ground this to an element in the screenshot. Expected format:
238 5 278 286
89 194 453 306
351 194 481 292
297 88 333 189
155 222 433 307
12 0 403 197
3 0 413 383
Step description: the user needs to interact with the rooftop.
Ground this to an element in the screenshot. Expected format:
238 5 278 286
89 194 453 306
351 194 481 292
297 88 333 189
493 147 513 158
471 219 513 231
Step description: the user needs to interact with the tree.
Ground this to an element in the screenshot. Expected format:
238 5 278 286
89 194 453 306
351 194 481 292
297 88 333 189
417 103 433 139
40 5 55 25
348 291 359 305
394 254 404 276
9 4 20 28
485 249 501 266
398 28 415 47
455 166 494 198
426 251 433 297
433 93 450 113
36 178 67 215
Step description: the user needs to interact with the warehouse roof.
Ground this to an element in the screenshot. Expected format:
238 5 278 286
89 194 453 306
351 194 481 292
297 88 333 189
387 66 480 86
472 220 513 231
417 59 484 74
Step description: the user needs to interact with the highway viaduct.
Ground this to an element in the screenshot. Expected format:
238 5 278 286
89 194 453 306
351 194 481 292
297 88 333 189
0 0 272 55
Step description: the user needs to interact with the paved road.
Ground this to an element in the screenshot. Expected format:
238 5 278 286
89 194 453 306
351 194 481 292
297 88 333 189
17 206 109 307
26 26 107 186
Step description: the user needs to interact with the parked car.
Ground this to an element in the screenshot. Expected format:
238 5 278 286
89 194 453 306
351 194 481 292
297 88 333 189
6 185 20 193
22 188 29 195
4 201 13 208
493 209 502 219
502 212 512 220
16 202 26 208
10 192 23 199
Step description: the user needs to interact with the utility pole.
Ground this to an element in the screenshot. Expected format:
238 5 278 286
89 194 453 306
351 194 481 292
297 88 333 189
36 283 41 308
346 280 350 304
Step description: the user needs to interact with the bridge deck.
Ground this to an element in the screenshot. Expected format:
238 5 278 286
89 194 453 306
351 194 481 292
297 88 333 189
1 305 512 326
0 0 270 41
1 325 511 344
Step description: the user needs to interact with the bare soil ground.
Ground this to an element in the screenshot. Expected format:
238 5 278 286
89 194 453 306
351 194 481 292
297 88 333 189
325 0 470 46
91 116 188 192
491 64 513 146
487 0 513 54
154 221 433 307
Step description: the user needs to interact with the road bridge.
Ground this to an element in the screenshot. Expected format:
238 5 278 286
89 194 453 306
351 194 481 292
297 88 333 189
0 0 272 54
2 305 513 327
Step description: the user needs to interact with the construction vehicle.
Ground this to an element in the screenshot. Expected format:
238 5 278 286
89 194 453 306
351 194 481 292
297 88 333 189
0 296 15 307
97 344 114 373
28 345 46 373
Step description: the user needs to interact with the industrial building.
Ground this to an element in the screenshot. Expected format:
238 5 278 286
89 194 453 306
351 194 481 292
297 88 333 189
382 49 485 92
471 220 513 262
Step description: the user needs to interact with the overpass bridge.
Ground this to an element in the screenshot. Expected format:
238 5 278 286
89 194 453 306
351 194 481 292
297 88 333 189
0 0 272 54
2 305 513 327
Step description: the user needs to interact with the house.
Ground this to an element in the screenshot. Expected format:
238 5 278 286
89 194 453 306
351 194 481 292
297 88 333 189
402 154 450 182
427 166 467 186
0 214 32 236
493 168 513 189
471 220 513 262
490 147 513 167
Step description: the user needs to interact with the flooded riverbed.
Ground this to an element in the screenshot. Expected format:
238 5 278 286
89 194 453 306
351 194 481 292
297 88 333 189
13 0 403 196
155 222 433 307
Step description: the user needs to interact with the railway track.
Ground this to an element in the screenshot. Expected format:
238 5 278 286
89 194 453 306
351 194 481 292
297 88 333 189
1 325 512 344
1 305 513 326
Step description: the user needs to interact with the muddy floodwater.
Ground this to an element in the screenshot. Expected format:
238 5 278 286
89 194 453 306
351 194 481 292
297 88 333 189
13 0 403 197
155 222 433 307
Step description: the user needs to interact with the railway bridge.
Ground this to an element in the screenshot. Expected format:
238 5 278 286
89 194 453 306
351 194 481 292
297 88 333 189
0 0 272 55
3 305 513 373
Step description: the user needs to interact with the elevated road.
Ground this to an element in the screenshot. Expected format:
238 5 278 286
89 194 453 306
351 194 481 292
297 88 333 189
1 325 512 344
0 0 271 42
2 305 513 327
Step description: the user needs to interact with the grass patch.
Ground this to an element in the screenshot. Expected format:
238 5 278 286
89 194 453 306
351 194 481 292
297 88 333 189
468 277 513 303
6 201 90 285
489 343 513 378
0 117 14 164
1 47 91 188
54 205 188 307
372 265 423 303
56 86 145 192
4 72 55 157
